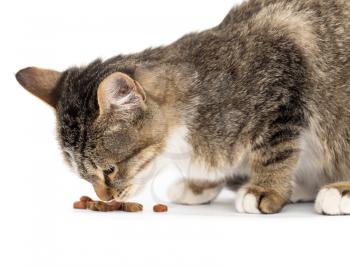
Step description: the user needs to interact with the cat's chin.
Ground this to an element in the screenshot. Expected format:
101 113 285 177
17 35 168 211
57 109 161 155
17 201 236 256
111 183 146 202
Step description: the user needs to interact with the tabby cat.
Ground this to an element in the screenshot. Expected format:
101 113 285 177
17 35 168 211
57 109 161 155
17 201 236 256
16 0 350 215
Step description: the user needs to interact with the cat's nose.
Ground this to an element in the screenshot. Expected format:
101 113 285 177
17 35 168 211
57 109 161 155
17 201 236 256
93 182 113 201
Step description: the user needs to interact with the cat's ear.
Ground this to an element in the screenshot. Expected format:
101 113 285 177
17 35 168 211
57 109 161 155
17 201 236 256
97 72 146 114
15 67 62 108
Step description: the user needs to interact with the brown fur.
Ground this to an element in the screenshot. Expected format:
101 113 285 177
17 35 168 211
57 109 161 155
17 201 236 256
187 180 225 195
15 0 350 214
323 182 350 196
15 67 61 106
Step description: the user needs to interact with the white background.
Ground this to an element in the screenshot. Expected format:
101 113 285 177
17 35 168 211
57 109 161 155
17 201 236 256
1 0 350 267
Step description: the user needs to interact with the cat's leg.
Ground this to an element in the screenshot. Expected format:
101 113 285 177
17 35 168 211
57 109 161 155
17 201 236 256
235 136 300 214
315 181 350 215
168 179 225 205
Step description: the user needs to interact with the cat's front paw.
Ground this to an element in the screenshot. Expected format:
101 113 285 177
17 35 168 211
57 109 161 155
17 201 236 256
167 179 222 205
315 187 350 215
235 185 286 214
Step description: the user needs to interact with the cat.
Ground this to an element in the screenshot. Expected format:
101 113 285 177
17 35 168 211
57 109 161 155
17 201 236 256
15 0 350 215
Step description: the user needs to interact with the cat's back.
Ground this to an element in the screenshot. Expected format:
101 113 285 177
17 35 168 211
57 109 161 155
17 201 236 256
219 0 350 30
216 0 350 86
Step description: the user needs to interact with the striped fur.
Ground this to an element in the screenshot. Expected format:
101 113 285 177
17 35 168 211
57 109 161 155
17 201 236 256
15 0 350 214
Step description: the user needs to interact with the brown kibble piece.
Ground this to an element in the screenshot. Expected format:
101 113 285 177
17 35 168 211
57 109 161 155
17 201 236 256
153 204 168 212
73 201 87 209
86 200 123 212
80 196 93 203
87 201 116 212
108 200 123 210
73 196 143 213
121 202 143 212
86 201 100 211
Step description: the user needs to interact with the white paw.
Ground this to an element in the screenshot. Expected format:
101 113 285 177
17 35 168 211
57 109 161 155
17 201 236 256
235 188 261 214
167 180 221 205
167 180 186 203
315 188 350 215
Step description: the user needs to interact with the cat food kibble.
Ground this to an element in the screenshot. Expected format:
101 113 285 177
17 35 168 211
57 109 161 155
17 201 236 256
121 202 143 212
153 204 168 212
73 201 88 209
80 196 93 203
86 201 117 212
108 200 123 211
73 196 142 212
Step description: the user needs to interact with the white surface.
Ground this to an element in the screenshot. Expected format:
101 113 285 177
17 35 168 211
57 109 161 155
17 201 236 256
1 0 350 267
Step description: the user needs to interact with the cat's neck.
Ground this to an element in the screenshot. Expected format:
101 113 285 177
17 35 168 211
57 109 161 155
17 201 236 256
134 60 198 124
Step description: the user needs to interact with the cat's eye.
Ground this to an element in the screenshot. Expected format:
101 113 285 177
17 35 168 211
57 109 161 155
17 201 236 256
63 151 71 159
103 166 115 176
103 165 116 187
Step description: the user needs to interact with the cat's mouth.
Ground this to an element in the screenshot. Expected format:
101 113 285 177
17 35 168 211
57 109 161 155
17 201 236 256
113 182 147 201
93 180 138 202
93 182 114 201
111 185 133 201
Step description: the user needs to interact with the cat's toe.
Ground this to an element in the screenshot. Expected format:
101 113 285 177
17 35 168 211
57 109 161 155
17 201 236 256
235 186 286 214
315 187 350 215
235 188 261 214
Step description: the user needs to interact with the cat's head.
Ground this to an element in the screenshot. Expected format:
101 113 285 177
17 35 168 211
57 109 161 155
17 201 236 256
15 61 167 201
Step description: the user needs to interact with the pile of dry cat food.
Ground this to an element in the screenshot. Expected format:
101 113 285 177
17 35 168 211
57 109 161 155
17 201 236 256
73 196 168 213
